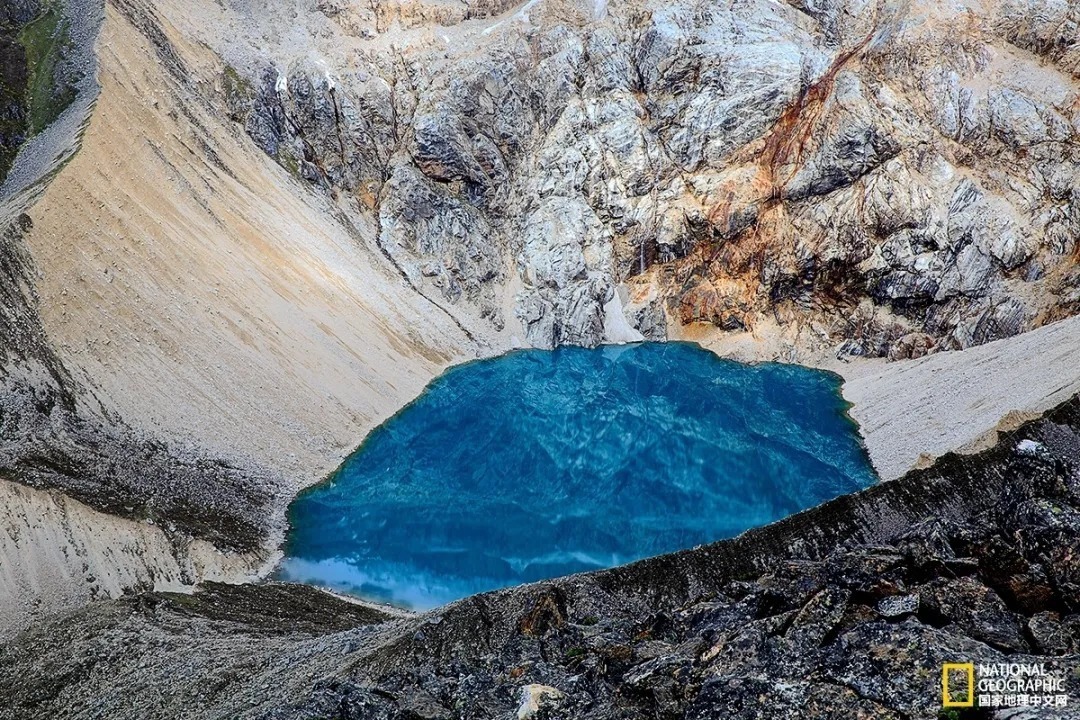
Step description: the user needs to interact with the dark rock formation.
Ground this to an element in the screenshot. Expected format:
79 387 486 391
0 1 40 27
0 3 33 183
5 394 1080 718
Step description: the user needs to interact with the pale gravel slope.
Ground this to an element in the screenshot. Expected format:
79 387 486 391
17 3 488 488
842 314 1080 480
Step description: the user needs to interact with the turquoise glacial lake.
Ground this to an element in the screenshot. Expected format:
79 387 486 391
278 342 876 609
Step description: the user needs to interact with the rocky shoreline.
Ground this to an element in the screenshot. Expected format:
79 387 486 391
4 395 1080 718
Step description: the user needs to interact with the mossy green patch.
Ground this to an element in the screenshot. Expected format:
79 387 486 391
0 30 30 182
278 148 302 180
18 0 76 135
222 64 254 122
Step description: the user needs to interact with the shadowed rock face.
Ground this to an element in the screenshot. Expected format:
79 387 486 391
0 1 40 27
4 395 1080 719
221 0 1080 355
0 4 33 184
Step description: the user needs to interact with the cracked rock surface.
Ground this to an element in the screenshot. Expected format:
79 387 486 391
205 0 1080 355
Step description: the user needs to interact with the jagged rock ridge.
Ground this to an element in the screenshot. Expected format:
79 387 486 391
217 0 1080 356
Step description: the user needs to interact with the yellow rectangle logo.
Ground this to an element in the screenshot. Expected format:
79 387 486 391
943 663 975 707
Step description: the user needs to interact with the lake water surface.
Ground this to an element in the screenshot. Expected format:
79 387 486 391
279 342 876 609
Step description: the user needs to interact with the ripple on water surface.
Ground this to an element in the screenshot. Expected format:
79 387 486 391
279 342 877 609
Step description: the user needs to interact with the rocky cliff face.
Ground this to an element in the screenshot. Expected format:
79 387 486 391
5 395 1080 719
211 0 1080 356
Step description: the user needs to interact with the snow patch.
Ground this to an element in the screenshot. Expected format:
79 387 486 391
602 291 644 345
1016 439 1046 457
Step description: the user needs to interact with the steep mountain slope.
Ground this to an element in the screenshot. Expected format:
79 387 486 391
18 0 484 483
183 0 1080 357
0 0 490 637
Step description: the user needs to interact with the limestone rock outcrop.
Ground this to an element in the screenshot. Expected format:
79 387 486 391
213 0 1080 356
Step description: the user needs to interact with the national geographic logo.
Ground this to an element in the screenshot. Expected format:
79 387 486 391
942 663 974 708
942 662 1070 710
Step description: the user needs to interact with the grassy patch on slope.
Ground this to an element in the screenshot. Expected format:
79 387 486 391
0 29 30 180
18 1 75 135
